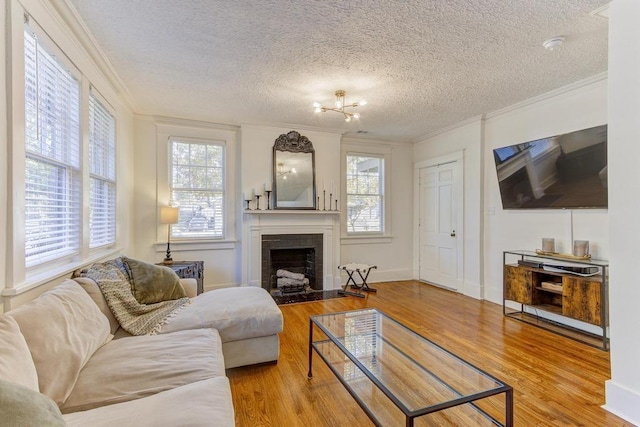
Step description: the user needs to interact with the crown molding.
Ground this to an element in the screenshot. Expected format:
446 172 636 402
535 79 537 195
51 0 136 111
240 121 346 136
135 113 240 132
485 72 608 120
414 115 484 143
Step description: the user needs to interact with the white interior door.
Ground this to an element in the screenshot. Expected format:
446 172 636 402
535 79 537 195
418 160 463 290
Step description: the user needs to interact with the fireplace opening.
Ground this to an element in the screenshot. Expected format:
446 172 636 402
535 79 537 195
261 234 323 294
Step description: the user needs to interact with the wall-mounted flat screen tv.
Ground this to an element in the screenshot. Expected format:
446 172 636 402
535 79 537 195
493 124 607 209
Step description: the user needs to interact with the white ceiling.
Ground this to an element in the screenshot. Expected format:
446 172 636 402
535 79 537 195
67 0 609 142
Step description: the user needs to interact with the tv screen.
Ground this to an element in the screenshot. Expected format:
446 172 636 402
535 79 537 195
493 124 607 209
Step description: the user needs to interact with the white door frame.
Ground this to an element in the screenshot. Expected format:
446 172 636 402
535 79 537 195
413 151 465 291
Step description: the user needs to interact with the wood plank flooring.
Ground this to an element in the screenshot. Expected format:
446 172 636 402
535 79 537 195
227 281 631 426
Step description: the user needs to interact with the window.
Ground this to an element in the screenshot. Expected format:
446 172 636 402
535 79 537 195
169 139 225 238
346 154 384 233
88 93 116 248
23 25 81 267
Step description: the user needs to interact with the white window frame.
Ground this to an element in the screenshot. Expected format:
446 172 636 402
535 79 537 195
21 17 83 275
341 142 392 243
156 122 237 251
168 137 225 239
6 6 121 292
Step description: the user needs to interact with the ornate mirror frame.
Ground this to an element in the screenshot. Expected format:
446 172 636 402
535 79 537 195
273 131 316 210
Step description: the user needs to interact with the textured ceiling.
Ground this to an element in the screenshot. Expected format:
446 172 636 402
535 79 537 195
67 0 609 142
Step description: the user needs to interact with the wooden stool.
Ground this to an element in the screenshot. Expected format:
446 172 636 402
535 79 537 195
337 263 378 298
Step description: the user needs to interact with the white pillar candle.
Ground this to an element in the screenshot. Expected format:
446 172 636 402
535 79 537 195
264 182 272 192
573 240 589 257
254 187 262 196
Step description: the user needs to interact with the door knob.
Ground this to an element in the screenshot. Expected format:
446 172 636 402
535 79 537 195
451 230 456 237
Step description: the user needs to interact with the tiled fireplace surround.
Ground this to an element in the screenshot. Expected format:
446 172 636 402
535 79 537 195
242 211 340 291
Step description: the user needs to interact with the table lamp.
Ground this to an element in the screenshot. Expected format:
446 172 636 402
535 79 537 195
160 206 179 264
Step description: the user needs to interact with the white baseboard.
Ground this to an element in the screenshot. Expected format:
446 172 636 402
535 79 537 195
604 380 640 426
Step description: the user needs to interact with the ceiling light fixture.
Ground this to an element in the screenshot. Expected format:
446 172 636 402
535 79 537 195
277 162 296 180
313 90 367 122
543 36 565 51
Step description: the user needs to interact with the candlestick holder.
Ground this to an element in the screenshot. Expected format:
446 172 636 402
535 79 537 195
323 190 326 211
329 193 332 211
317 196 320 210
334 199 338 211
255 194 261 210
265 190 272 210
244 199 251 210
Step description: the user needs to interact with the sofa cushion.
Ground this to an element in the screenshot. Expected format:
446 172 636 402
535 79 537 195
123 257 187 304
73 276 120 334
63 377 234 427
62 328 225 413
0 315 39 391
0 378 65 427
160 286 283 342
8 279 112 406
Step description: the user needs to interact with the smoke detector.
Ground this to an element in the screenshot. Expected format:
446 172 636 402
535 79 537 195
543 37 565 51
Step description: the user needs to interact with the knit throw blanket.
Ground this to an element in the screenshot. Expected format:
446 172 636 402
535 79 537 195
81 261 190 336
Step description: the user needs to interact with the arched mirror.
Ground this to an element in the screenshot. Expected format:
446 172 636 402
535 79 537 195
273 131 316 209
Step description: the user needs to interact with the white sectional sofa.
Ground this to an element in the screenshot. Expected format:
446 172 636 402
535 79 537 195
0 266 284 426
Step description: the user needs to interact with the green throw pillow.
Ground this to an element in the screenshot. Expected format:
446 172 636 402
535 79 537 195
123 257 187 304
0 378 66 426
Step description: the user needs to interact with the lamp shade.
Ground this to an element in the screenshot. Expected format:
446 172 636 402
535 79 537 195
160 207 179 224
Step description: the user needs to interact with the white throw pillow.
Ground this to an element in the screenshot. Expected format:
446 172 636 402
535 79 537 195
8 279 112 405
0 315 39 391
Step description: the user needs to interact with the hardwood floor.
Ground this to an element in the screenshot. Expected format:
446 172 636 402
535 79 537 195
227 281 631 426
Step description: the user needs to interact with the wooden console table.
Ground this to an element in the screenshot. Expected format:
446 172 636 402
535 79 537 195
503 250 609 350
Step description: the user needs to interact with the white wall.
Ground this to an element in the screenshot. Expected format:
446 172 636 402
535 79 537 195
340 138 414 283
483 77 609 304
1 0 8 311
604 0 640 423
132 117 240 289
413 77 609 311
413 119 484 298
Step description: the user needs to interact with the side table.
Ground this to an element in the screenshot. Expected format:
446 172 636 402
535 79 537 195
157 261 204 295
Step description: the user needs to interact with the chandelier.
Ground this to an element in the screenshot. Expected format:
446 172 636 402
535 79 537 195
277 162 296 180
313 90 367 122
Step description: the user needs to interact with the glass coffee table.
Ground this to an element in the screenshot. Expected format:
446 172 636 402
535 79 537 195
308 308 513 426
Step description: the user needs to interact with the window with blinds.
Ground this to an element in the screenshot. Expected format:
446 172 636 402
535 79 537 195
89 93 116 248
346 154 384 233
169 139 225 238
24 25 81 267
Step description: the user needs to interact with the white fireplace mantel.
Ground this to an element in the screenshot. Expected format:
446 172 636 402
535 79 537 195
241 211 341 290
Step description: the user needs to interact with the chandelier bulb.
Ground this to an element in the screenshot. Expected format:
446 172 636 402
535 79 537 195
314 107 322 113
353 113 360 119
359 99 368 106
312 101 321 108
335 100 343 109
345 116 352 123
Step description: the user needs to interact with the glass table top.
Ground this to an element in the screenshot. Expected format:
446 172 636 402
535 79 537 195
310 308 510 419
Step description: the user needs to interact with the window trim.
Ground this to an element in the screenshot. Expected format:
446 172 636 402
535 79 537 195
156 122 237 249
7 6 123 291
168 137 226 239
20 17 84 277
341 143 392 240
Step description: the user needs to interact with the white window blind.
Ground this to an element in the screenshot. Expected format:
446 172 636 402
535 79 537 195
89 93 116 248
24 25 81 267
169 139 225 238
346 154 384 233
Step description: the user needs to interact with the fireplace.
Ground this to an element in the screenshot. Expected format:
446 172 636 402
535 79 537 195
261 234 323 293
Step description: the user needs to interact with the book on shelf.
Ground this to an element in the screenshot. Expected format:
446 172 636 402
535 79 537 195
540 281 563 292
